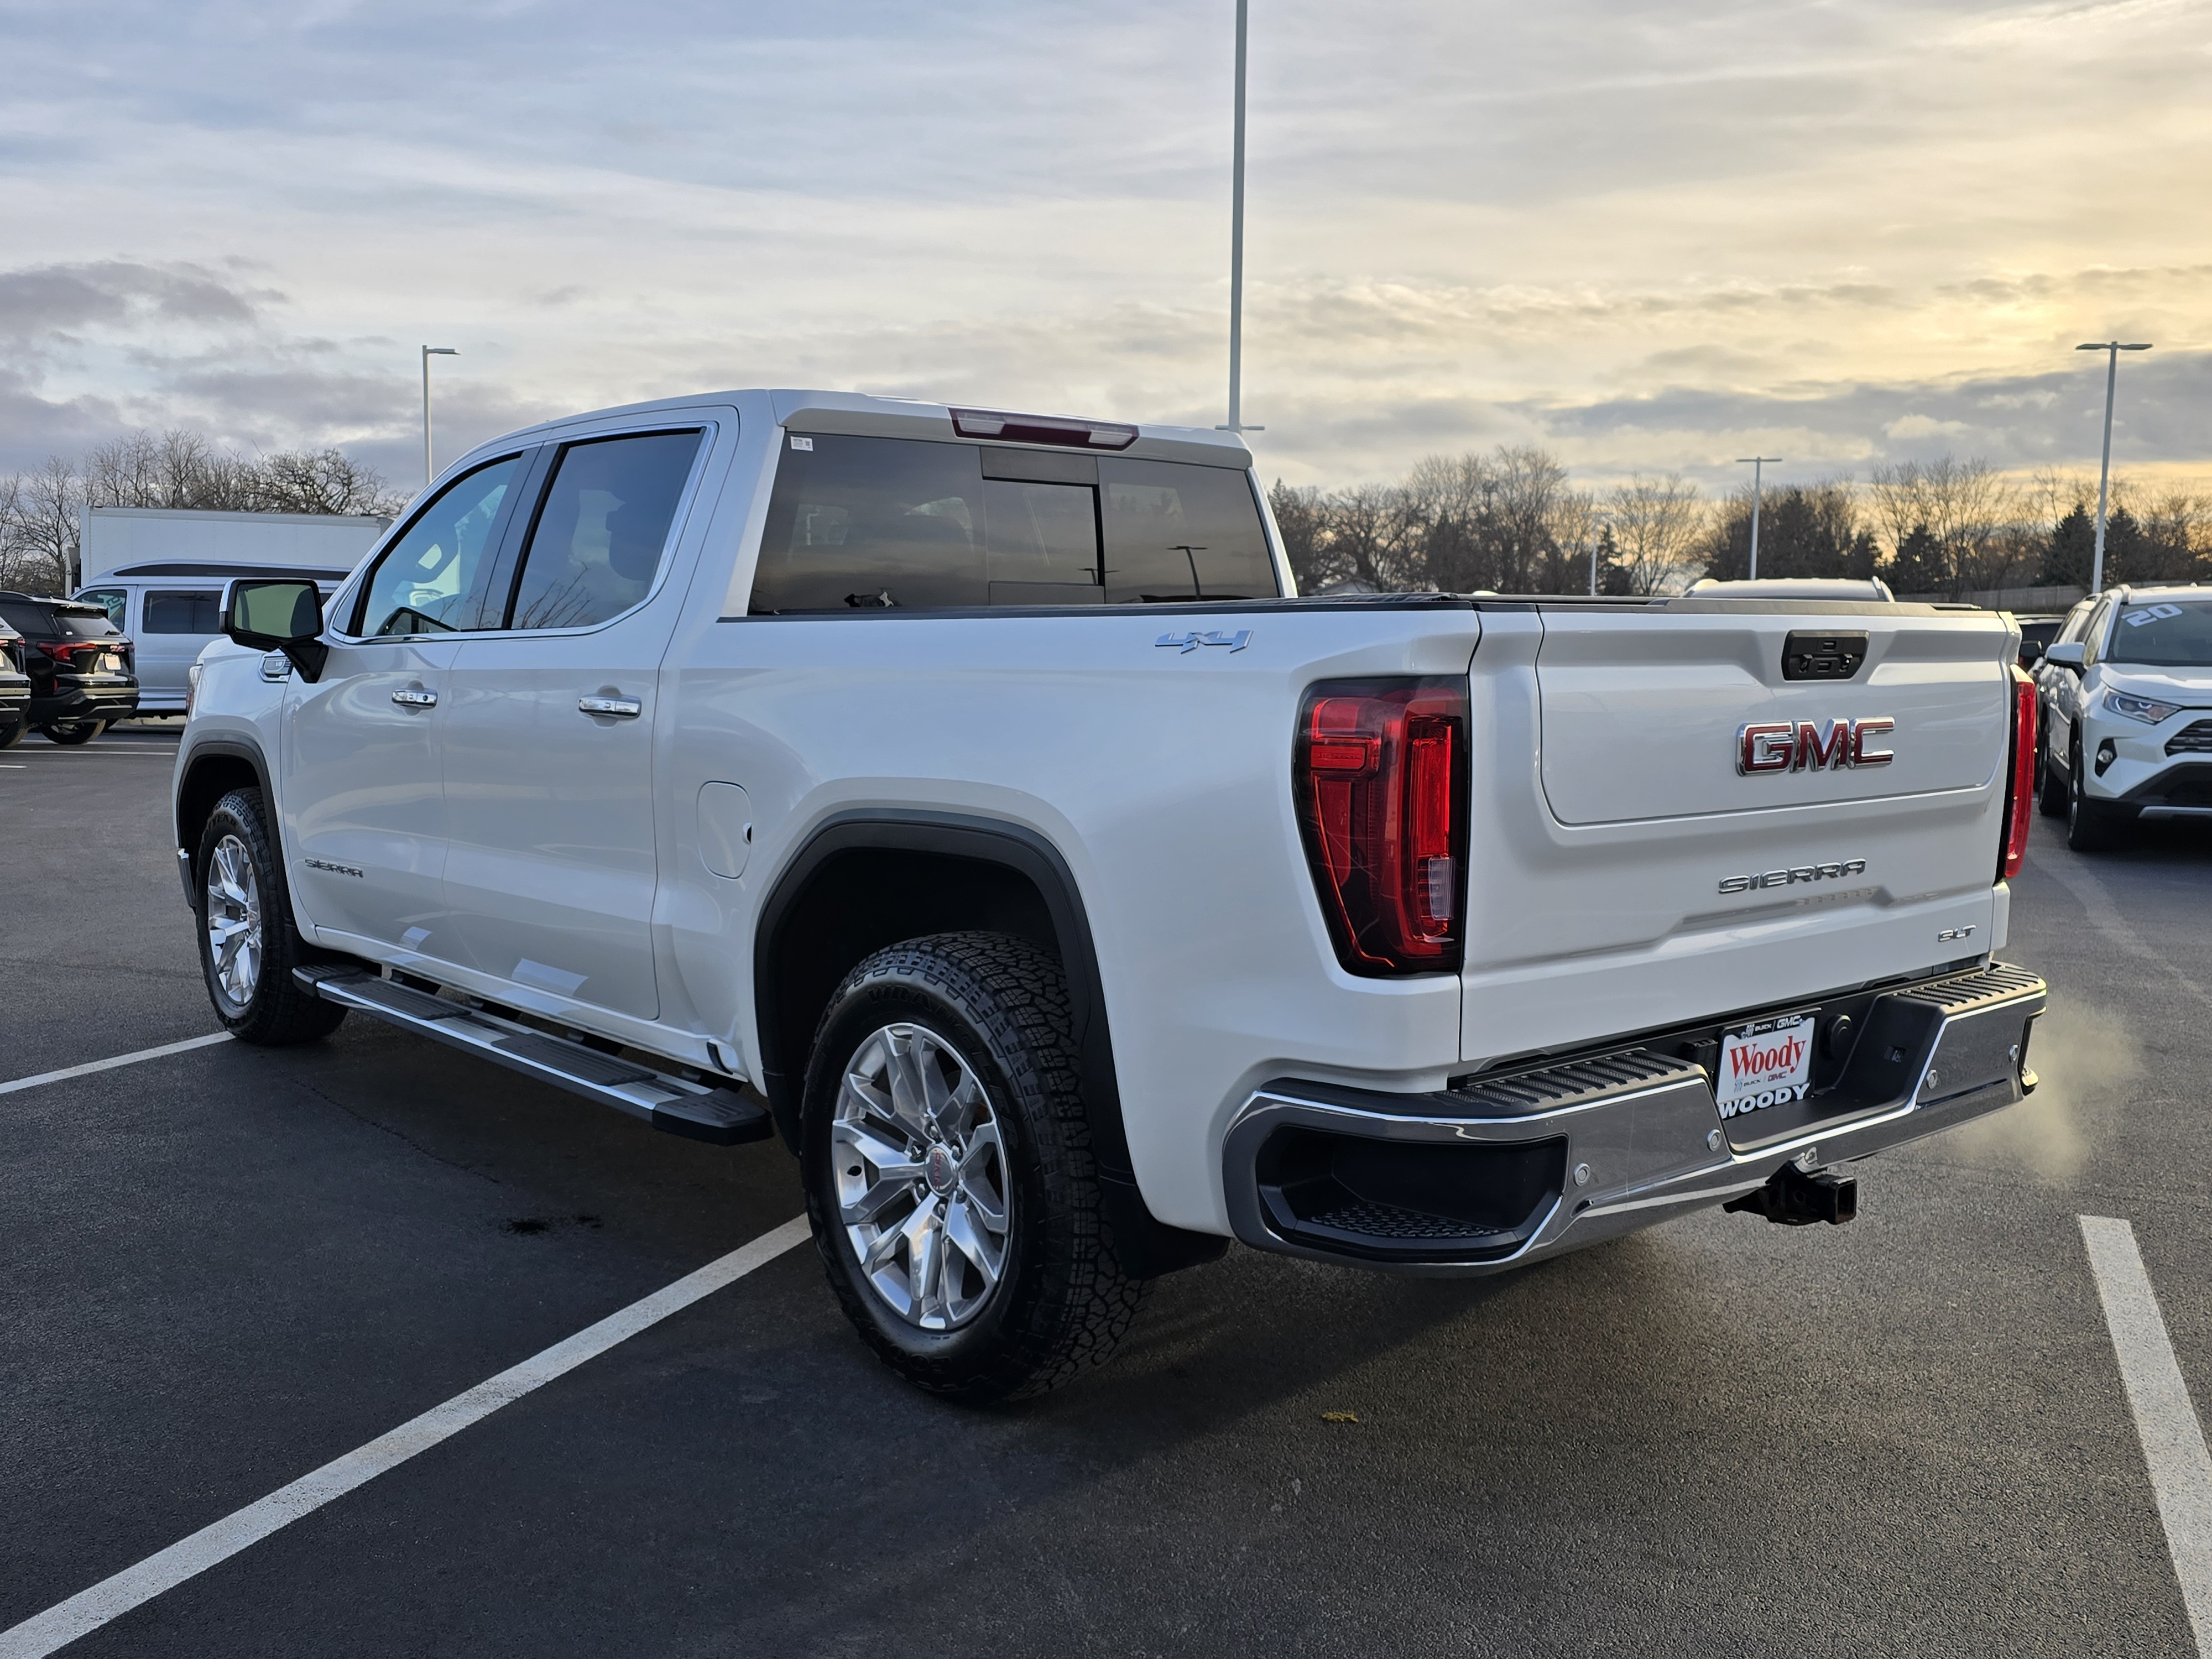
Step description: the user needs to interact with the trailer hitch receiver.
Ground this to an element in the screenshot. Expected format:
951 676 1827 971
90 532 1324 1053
1724 1162 1858 1227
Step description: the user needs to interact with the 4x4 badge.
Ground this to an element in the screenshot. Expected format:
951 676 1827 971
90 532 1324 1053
1156 629 1251 654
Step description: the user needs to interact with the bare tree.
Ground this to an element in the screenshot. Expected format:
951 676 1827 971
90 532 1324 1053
249 447 406 516
1870 456 2023 597
1 458 87 592
1603 473 1704 595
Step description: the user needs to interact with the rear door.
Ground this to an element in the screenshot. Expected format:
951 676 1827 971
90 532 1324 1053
438 421 718 1022
1460 603 2015 1061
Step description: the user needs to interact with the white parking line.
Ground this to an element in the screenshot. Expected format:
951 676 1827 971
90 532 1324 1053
2081 1215 2212 1654
0 1033 232 1097
0 1214 811 1658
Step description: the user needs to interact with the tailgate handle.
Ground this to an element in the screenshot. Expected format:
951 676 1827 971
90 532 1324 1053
1781 632 1868 681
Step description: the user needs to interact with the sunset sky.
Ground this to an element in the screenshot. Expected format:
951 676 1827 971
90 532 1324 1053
2 0 2206 497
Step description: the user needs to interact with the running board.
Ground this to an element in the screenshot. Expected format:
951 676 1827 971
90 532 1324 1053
293 966 773 1146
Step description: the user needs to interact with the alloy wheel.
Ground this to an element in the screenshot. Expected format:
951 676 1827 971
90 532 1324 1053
205 833 263 1010
832 1022 1011 1331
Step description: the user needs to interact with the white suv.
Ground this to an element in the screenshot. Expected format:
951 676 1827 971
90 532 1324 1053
2039 585 2212 849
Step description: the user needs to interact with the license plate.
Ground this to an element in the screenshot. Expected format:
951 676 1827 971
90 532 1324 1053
1717 1013 1815 1120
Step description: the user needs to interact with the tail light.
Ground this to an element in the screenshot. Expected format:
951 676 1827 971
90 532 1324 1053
38 639 124 667
1295 677 1468 975
1999 665 2037 881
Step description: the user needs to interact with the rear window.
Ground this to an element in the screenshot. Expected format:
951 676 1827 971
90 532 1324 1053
747 434 1276 613
0 603 117 640
2105 599 2212 667
143 591 223 634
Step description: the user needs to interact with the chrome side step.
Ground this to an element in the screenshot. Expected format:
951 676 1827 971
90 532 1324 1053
294 966 773 1146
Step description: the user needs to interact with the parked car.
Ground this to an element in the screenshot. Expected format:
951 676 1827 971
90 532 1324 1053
2038 584 2212 849
76 565 354 717
0 614 32 749
174 389 2048 1400
2012 611 2072 671
0 593 140 744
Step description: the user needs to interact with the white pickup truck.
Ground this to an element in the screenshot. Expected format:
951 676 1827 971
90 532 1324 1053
174 389 2048 1400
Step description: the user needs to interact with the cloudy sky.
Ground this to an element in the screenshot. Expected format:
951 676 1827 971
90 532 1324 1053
2 0 2206 495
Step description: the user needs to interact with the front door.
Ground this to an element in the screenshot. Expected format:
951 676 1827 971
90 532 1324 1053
438 427 709 1022
283 636 462 952
281 452 530 962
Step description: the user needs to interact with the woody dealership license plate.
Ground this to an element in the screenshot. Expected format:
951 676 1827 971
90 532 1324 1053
1716 1013 1815 1121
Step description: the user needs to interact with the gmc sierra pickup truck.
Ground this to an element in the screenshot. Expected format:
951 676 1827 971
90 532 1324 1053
174 389 2048 1401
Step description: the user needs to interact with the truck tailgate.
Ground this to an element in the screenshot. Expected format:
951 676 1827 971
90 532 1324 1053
1460 604 2016 1065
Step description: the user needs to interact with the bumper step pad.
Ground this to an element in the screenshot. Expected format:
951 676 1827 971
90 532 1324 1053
294 965 773 1146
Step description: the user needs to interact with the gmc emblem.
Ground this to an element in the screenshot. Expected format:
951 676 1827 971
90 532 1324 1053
1737 718 1895 775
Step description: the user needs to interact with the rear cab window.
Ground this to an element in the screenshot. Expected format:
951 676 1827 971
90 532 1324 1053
747 434 1277 613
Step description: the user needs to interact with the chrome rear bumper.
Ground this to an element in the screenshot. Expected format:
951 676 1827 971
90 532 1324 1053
1223 961 2046 1274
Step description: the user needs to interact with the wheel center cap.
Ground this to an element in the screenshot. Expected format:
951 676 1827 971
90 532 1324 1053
925 1145 958 1196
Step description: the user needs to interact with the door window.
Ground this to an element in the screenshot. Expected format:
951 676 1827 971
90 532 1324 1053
143 591 223 634
353 455 524 637
505 431 703 630
750 435 989 612
76 589 128 628
1099 460 1277 604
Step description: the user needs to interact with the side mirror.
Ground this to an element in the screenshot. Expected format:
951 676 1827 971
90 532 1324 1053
225 580 328 682
2017 640 2044 669
2042 641 2085 672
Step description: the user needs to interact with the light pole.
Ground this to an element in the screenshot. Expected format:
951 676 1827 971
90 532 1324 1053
1215 0 1262 437
421 346 458 486
2075 340 2152 593
1736 456 1781 579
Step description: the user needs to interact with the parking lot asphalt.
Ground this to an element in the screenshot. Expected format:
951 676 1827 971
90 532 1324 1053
4 721 2209 1657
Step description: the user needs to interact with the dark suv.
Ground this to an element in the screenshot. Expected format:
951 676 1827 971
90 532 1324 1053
0 614 30 748
0 592 140 745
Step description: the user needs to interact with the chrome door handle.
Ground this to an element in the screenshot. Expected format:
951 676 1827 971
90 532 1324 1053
391 688 438 709
578 696 642 719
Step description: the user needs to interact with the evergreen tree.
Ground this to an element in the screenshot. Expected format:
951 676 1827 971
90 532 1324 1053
2041 503 2095 587
1886 524 1947 594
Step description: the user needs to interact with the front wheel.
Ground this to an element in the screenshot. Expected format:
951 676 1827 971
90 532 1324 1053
38 719 106 746
195 789 348 1045
801 932 1144 1402
2066 736 2123 853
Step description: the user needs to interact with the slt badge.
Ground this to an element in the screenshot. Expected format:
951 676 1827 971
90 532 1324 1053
1156 629 1252 654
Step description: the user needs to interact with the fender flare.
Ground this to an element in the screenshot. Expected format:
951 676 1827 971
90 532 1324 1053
753 808 1225 1277
174 733 278 900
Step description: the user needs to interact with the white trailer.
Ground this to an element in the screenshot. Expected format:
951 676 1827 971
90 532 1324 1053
76 508 388 713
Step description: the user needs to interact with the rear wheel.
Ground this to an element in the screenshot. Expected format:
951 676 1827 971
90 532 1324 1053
801 932 1144 1402
195 789 347 1045
39 719 106 746
0 719 23 750
2066 734 2123 853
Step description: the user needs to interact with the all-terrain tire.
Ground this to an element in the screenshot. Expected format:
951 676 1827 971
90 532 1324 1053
801 931 1145 1403
195 787 348 1045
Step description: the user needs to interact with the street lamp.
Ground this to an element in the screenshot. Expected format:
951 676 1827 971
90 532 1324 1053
2075 341 2152 593
1736 456 1781 579
421 346 459 486
1215 0 1263 437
